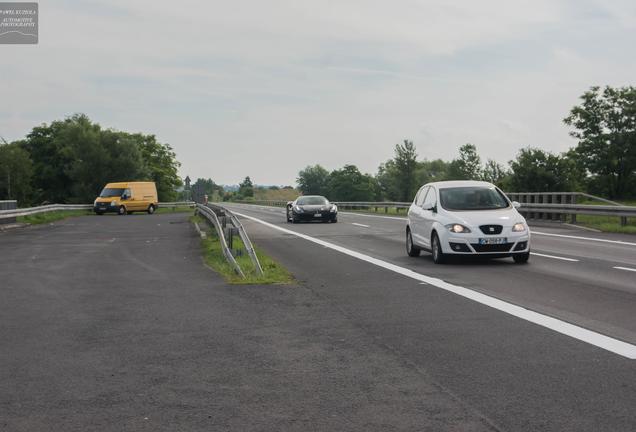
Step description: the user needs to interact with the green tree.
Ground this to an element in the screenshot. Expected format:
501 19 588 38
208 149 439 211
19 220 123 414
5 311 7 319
326 165 376 201
448 143 482 180
0 141 33 205
135 134 182 201
564 86 636 198
297 165 329 195
238 176 254 198
507 148 582 192
482 159 508 187
415 159 451 186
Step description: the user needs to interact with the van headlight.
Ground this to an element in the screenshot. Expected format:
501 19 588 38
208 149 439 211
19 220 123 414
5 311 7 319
110 200 117 206
512 222 526 232
446 224 471 233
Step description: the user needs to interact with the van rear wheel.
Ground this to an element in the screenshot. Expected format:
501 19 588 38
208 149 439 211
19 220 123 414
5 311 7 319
147 204 155 214
118 206 126 215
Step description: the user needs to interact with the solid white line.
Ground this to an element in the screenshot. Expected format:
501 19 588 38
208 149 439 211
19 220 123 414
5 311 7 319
614 266 636 273
351 222 370 228
532 231 636 247
234 211 636 360
530 252 579 262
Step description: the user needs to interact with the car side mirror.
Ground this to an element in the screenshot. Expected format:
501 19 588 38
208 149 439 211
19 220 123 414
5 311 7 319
512 201 521 209
425 205 437 213
121 194 129 200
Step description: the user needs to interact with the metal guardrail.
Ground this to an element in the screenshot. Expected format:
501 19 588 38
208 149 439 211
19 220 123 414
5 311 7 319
205 203 264 276
195 204 246 278
233 193 635 226
0 201 196 220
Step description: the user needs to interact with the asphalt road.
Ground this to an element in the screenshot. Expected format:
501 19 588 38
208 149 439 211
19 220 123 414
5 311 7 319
2 209 635 431
221 203 636 431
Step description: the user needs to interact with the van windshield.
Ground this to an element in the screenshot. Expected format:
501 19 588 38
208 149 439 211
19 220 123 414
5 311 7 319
439 187 509 211
100 188 125 198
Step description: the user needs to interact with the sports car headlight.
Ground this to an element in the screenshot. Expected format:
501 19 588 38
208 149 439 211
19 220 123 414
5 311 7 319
330 205 337 213
293 205 303 212
446 224 471 233
512 222 526 232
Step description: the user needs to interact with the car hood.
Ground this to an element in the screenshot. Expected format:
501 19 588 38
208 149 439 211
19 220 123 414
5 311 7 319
444 207 523 227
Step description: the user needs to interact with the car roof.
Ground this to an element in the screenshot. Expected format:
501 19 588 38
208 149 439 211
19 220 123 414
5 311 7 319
422 180 496 189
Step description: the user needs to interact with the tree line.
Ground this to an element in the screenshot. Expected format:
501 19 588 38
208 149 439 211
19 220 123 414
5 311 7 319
297 86 636 201
0 114 183 205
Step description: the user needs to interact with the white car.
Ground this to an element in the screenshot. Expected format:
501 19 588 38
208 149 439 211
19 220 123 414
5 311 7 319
406 181 530 264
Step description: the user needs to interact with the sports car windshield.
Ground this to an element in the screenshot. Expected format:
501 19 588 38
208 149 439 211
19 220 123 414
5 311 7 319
297 196 328 205
440 187 509 211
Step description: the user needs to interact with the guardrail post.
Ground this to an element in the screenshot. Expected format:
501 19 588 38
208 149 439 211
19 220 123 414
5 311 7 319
620 216 628 226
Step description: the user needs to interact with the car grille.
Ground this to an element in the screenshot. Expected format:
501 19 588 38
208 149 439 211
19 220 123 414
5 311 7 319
479 224 503 235
471 243 513 252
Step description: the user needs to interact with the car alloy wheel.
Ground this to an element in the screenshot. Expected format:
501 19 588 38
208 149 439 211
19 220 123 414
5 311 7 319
406 229 420 257
118 206 126 215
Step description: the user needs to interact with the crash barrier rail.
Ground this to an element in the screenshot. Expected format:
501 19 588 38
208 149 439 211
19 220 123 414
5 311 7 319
195 204 246 278
233 192 635 226
0 200 18 224
194 203 263 278
204 203 263 276
0 201 196 222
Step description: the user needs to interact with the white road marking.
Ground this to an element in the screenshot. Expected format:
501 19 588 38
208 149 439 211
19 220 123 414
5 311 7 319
614 266 636 273
340 211 406 221
532 231 636 247
351 223 370 228
530 252 579 262
234 211 636 360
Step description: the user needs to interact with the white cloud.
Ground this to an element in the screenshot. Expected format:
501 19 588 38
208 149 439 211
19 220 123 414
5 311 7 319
2 0 635 184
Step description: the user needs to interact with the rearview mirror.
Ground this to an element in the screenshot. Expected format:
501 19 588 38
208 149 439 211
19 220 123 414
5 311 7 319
512 201 521 209
425 205 437 213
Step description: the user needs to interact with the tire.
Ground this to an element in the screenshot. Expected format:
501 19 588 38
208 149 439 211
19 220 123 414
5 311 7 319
118 206 127 215
332 218 338 223
513 252 530 264
147 205 155 214
406 229 421 257
286 210 291 223
431 232 446 264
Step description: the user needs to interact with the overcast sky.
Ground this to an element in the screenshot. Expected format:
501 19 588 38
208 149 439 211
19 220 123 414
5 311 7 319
2 1 635 185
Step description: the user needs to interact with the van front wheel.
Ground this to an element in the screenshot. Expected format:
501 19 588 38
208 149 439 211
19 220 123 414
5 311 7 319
147 205 155 214
118 206 127 215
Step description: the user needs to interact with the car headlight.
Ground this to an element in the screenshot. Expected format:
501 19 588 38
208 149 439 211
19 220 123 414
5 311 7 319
446 224 471 233
111 200 117 206
330 205 337 213
294 205 303 212
512 222 526 232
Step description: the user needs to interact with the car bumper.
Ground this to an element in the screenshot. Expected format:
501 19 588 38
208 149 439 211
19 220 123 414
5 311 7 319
293 211 337 221
440 231 530 255
94 204 118 213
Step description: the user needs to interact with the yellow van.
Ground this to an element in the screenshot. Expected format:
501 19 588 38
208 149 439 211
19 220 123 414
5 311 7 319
94 182 158 215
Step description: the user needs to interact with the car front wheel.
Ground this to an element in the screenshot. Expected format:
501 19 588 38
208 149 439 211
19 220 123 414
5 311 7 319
431 232 446 264
118 206 127 215
513 252 530 264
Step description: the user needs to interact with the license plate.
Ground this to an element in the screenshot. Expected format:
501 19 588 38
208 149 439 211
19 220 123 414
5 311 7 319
479 237 507 245
314 213 322 217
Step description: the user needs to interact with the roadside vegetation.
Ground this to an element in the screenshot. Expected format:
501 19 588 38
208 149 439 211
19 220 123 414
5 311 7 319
192 215 293 285
155 206 195 214
17 209 93 225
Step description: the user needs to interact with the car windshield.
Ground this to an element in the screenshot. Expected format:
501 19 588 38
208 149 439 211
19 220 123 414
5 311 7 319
99 188 125 198
297 196 328 205
439 187 509 211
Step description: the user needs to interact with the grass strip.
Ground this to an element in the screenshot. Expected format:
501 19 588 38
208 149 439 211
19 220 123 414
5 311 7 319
155 206 195 214
17 209 93 225
192 216 294 285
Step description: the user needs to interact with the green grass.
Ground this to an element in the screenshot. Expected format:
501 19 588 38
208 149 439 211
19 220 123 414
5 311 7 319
192 216 294 284
574 214 636 234
155 206 195 214
17 209 93 225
